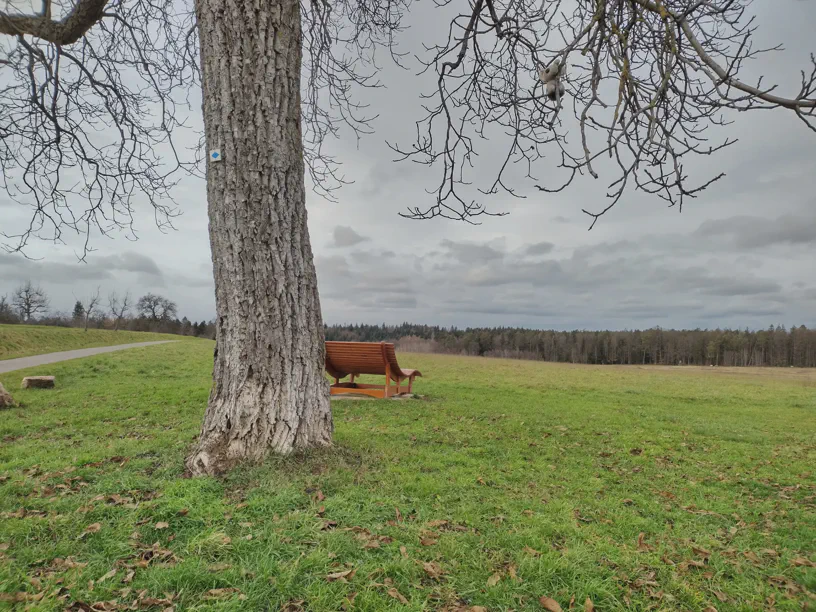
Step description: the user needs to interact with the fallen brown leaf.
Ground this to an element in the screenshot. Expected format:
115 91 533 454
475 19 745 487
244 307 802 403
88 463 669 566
123 570 135 584
743 550 761 564
679 559 707 570
507 564 520 582
387 587 409 604
486 572 502 587
399 546 408 559
637 532 652 552
622 499 634 505
790 556 816 567
427 520 448 528
523 546 541 556
761 549 778 558
97 569 117 583
420 537 438 546
79 523 102 539
692 545 712 558
52 556 88 569
584 598 594 612
326 568 357 582
177 508 189 516
154 522 169 530
702 607 717 612
208 563 232 572
422 561 444 579
206 588 241 599
395 507 402 522
629 448 643 455
540 596 563 611
0 592 45 603
713 591 728 602
341 592 358 611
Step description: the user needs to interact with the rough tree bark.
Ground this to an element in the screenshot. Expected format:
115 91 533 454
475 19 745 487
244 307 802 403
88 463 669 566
185 0 333 476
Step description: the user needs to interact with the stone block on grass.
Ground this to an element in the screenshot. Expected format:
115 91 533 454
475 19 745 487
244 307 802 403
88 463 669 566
21 376 55 389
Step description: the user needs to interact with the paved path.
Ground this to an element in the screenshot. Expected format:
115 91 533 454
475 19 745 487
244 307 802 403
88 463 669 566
0 341 177 374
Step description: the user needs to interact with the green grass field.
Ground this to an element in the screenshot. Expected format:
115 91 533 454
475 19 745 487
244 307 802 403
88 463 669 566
1 341 814 611
0 325 181 361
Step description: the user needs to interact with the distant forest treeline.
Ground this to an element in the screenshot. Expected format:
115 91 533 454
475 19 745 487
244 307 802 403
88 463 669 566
325 323 816 367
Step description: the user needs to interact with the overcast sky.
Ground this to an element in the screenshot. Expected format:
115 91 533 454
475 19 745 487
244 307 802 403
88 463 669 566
1 0 815 330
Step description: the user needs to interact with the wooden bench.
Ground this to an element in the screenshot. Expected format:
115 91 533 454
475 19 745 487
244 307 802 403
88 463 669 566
325 341 422 398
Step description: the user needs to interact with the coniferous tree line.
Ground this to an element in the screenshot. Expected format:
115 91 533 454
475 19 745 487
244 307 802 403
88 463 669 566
325 323 816 367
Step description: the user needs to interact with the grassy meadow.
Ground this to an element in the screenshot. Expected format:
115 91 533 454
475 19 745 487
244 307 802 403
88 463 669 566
0 325 180 361
0 340 814 611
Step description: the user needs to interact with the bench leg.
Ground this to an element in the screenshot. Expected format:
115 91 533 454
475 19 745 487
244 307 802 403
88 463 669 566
407 375 414 394
384 364 392 398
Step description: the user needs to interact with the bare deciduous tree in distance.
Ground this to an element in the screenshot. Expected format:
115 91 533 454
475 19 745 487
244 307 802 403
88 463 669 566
1 0 814 474
11 281 50 322
75 287 101 331
108 292 132 331
136 293 177 322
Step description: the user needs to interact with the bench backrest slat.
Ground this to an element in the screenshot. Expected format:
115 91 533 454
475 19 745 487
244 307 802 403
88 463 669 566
326 341 399 377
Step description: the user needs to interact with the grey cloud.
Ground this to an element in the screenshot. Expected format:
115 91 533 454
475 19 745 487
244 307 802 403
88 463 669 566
439 239 505 264
698 305 786 319
523 241 555 256
167 274 213 288
331 226 369 248
0 251 165 285
96 252 163 276
0 253 112 284
462 260 564 287
349 249 396 263
695 215 816 249
358 295 418 309
315 255 351 277
656 266 782 296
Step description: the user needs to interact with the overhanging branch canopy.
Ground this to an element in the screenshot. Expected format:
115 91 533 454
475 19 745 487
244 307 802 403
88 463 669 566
392 0 816 226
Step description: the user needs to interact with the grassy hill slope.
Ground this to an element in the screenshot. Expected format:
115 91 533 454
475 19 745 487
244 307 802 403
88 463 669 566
0 344 814 610
0 324 183 360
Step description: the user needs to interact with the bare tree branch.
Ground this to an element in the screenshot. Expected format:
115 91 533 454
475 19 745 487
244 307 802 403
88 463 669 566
0 0 200 259
0 0 106 44
392 0 816 226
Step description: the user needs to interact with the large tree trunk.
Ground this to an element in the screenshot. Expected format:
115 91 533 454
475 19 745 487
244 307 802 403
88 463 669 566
186 0 332 476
